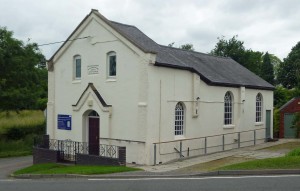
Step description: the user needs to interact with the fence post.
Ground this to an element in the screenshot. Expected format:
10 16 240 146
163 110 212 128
238 132 240 148
154 143 157 166
204 137 207 154
118 147 126 166
179 141 183 158
254 130 256 145
222 134 225 151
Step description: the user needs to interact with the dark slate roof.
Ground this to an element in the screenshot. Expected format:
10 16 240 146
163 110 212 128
49 10 274 90
110 20 274 90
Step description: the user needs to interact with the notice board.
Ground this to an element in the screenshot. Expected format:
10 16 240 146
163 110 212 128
57 114 72 130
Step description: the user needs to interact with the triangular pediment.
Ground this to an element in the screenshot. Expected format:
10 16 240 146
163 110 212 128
72 83 111 113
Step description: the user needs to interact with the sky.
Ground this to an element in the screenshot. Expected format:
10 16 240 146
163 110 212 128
1 0 300 60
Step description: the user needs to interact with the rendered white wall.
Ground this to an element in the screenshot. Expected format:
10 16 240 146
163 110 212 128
47 12 274 165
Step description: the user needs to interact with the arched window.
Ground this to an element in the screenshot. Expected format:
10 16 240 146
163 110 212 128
175 102 185 136
256 93 263 122
74 55 81 80
107 51 116 77
224 92 233 125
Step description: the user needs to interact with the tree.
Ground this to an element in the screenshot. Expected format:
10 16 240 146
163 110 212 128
0 27 47 111
210 35 245 64
210 35 263 76
261 52 274 85
269 54 282 84
180 43 194 51
167 42 195 51
277 41 300 89
243 50 263 76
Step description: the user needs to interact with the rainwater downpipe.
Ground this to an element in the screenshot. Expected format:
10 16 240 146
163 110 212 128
159 80 162 155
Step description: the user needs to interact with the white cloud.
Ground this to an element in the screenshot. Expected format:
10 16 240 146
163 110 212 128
0 0 299 60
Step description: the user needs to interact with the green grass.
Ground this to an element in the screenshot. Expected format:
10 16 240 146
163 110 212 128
0 134 36 158
219 147 300 170
0 110 45 158
219 156 300 170
286 147 300 157
14 163 141 175
0 110 45 134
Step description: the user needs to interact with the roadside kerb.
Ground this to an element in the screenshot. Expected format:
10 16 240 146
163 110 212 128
11 169 300 179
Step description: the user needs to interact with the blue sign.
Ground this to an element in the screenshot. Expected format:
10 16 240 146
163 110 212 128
58 114 72 130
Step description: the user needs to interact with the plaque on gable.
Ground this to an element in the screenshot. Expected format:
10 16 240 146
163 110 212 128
58 114 72 130
87 65 99 75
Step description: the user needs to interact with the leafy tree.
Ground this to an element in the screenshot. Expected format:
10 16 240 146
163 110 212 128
0 27 47 112
210 35 265 76
277 42 300 89
167 42 195 51
243 50 263 76
274 86 300 108
210 35 245 64
269 54 282 84
180 43 194 51
261 52 274 85
168 42 175 47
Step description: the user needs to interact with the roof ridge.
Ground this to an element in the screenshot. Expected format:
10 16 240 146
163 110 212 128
109 20 136 28
158 44 232 60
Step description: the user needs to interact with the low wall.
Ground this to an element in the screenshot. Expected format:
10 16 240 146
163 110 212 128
76 147 126 166
33 147 62 164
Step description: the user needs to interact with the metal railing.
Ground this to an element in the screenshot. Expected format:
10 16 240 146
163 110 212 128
153 128 266 165
35 138 120 162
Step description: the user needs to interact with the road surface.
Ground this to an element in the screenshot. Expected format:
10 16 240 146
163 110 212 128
1 175 300 191
0 156 32 179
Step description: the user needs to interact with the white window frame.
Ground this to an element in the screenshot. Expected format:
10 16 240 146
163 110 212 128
224 91 233 125
107 51 116 78
175 102 185 136
256 93 263 123
73 55 81 80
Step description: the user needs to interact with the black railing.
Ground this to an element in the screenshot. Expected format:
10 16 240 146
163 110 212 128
35 137 120 162
153 128 266 165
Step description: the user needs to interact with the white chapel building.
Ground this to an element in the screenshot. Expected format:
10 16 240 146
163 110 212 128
47 9 274 165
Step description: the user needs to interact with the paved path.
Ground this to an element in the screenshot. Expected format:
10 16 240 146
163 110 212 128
132 139 300 173
0 156 32 179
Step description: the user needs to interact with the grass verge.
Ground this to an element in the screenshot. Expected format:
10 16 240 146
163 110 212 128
218 156 300 170
218 147 300 170
13 163 141 175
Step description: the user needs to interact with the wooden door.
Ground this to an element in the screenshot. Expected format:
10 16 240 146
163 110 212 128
265 110 271 139
88 117 99 155
284 113 296 138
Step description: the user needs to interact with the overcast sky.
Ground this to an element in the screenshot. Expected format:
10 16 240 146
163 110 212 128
1 0 299 60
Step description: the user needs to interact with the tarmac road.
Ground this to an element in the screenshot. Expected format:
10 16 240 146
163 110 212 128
0 156 32 179
1 175 300 191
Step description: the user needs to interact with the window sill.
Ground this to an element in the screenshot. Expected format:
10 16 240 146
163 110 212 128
106 78 117 82
255 122 264 126
223 124 235 129
72 80 81 84
174 135 185 140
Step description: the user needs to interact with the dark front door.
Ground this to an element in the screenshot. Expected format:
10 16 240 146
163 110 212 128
89 117 99 155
